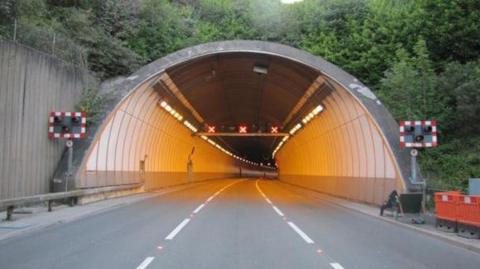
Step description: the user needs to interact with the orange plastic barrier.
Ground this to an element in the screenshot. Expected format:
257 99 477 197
434 192 461 222
457 195 480 227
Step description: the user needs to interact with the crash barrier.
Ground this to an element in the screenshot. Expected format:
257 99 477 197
435 191 480 238
0 183 142 221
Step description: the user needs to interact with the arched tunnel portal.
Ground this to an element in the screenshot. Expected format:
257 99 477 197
55 41 418 205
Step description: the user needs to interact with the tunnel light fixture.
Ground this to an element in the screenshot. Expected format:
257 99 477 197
159 100 183 122
253 64 268 75
160 100 258 165
272 135 290 158
201 136 258 165
274 104 323 157
302 105 323 124
289 123 302 135
183 120 198 133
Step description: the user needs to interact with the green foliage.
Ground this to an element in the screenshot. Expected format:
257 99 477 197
76 86 106 126
3 0 479 189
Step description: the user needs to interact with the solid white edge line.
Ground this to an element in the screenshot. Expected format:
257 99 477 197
272 206 284 217
287 221 315 244
136 257 155 269
330 262 345 269
193 204 205 214
206 196 214 202
265 198 272 204
165 218 190 240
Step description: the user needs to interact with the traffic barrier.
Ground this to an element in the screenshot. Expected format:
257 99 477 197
457 195 480 239
0 183 142 221
434 191 461 232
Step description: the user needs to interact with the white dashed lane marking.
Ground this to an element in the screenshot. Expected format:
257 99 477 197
287 221 315 244
330 262 345 269
256 179 346 268
272 206 285 217
193 204 205 214
165 218 190 240
136 257 154 269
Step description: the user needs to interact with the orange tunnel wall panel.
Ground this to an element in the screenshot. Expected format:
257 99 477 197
80 80 239 190
276 82 402 205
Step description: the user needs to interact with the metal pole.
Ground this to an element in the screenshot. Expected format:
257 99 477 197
411 148 427 213
411 153 417 182
66 140 73 193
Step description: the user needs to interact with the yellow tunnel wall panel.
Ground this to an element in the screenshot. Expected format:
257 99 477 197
80 79 238 190
277 81 402 205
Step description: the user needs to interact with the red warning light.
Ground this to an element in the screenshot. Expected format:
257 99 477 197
239 125 248 133
207 125 216 133
270 126 279 134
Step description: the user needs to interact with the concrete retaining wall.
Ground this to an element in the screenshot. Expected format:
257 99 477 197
0 41 93 200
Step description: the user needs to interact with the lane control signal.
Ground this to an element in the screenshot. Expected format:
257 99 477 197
207 125 216 133
49 111 86 139
239 125 248 133
400 120 437 148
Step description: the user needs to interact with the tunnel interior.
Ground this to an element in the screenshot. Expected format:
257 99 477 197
78 44 406 205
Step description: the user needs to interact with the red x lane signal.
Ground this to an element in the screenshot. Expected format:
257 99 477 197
239 125 248 133
207 125 216 133
270 126 279 134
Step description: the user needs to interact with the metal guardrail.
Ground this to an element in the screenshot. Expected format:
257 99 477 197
0 183 142 221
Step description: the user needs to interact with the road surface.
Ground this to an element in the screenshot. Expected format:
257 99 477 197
0 179 479 269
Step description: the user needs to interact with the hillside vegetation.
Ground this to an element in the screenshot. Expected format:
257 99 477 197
1 0 479 190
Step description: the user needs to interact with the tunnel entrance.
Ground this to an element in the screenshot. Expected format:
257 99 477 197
56 41 415 205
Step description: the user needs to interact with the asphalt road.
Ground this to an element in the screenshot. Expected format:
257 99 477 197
1 178 480 269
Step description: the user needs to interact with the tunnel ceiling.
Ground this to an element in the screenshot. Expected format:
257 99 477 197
163 52 326 162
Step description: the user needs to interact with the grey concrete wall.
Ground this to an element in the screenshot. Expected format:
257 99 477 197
0 41 93 200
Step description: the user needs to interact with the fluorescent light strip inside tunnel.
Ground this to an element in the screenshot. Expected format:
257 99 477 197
73 41 410 205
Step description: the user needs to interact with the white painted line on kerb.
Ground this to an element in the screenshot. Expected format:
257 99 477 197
136 257 154 269
272 206 284 217
287 221 315 244
330 262 345 269
165 218 190 240
193 204 205 214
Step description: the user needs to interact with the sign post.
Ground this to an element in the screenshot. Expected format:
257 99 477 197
400 120 438 213
49 111 86 195
66 139 74 193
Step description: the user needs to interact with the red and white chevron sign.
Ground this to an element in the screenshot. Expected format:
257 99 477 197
48 111 86 139
399 120 437 148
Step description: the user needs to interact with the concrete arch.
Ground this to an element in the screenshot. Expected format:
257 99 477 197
54 41 417 204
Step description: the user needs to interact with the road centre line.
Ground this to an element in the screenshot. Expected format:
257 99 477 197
165 218 190 240
330 262 345 269
287 221 315 244
256 180 316 245
193 204 205 214
272 206 284 217
166 180 242 241
136 257 154 269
